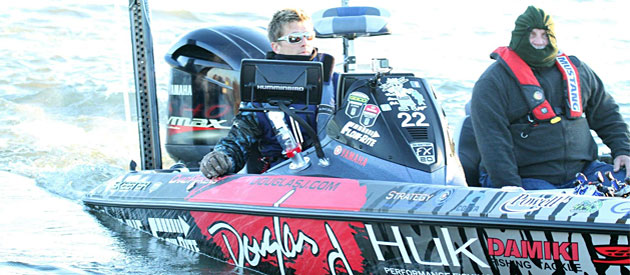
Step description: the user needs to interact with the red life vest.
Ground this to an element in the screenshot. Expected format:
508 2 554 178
491 47 583 123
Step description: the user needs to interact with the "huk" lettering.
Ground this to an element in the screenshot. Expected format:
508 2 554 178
365 225 489 268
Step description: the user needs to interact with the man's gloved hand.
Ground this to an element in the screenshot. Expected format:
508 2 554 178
200 151 233 179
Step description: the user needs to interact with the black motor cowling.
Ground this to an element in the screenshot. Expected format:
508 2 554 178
328 75 448 173
164 26 271 167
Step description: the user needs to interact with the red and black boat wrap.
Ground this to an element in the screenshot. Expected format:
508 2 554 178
83 172 630 275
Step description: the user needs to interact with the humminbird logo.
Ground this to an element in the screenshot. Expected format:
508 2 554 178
256 85 304 92
557 56 581 112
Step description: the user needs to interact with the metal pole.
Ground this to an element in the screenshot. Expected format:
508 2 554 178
342 37 349 73
341 0 355 72
128 0 162 170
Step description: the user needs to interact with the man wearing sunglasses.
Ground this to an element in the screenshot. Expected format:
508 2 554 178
200 8 336 179
470 6 630 190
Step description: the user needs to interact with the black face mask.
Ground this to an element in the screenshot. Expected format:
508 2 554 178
509 6 558 67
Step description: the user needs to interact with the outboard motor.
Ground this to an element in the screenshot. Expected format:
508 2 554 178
164 26 271 167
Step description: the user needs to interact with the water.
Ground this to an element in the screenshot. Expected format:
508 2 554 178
0 0 628 274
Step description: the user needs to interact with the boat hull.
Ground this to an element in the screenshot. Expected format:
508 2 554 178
83 171 630 274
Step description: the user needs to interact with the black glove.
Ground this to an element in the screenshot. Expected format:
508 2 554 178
200 151 233 179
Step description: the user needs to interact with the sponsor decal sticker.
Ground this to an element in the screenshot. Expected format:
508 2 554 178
434 189 453 207
611 201 630 214
335 146 368 166
191 189 365 275
383 267 486 275
118 216 199 252
593 245 630 265
248 177 342 192
148 216 199 252
345 92 370 118
379 104 392 112
333 145 343 155
410 142 436 165
366 225 489 268
111 181 151 191
379 77 427 112
205 213 358 275
169 174 214 184
490 258 582 272
487 238 579 261
570 200 602 213
499 193 572 213
340 121 380 147
453 193 484 212
359 104 381 127
169 84 193 96
385 191 434 202
168 116 230 130
256 84 304 91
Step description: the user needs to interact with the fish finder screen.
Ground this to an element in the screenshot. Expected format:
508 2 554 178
240 59 323 106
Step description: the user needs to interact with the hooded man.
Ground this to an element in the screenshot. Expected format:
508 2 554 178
470 6 630 189
199 8 336 179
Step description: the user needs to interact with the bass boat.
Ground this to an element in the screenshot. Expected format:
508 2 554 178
83 3 630 275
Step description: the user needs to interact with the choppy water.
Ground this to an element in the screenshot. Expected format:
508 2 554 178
1 0 628 274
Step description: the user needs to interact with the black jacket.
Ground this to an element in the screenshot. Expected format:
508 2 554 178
471 55 630 187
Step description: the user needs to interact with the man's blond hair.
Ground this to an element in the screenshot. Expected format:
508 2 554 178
268 8 311 42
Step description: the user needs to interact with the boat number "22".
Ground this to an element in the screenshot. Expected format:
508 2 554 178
398 112 430 127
